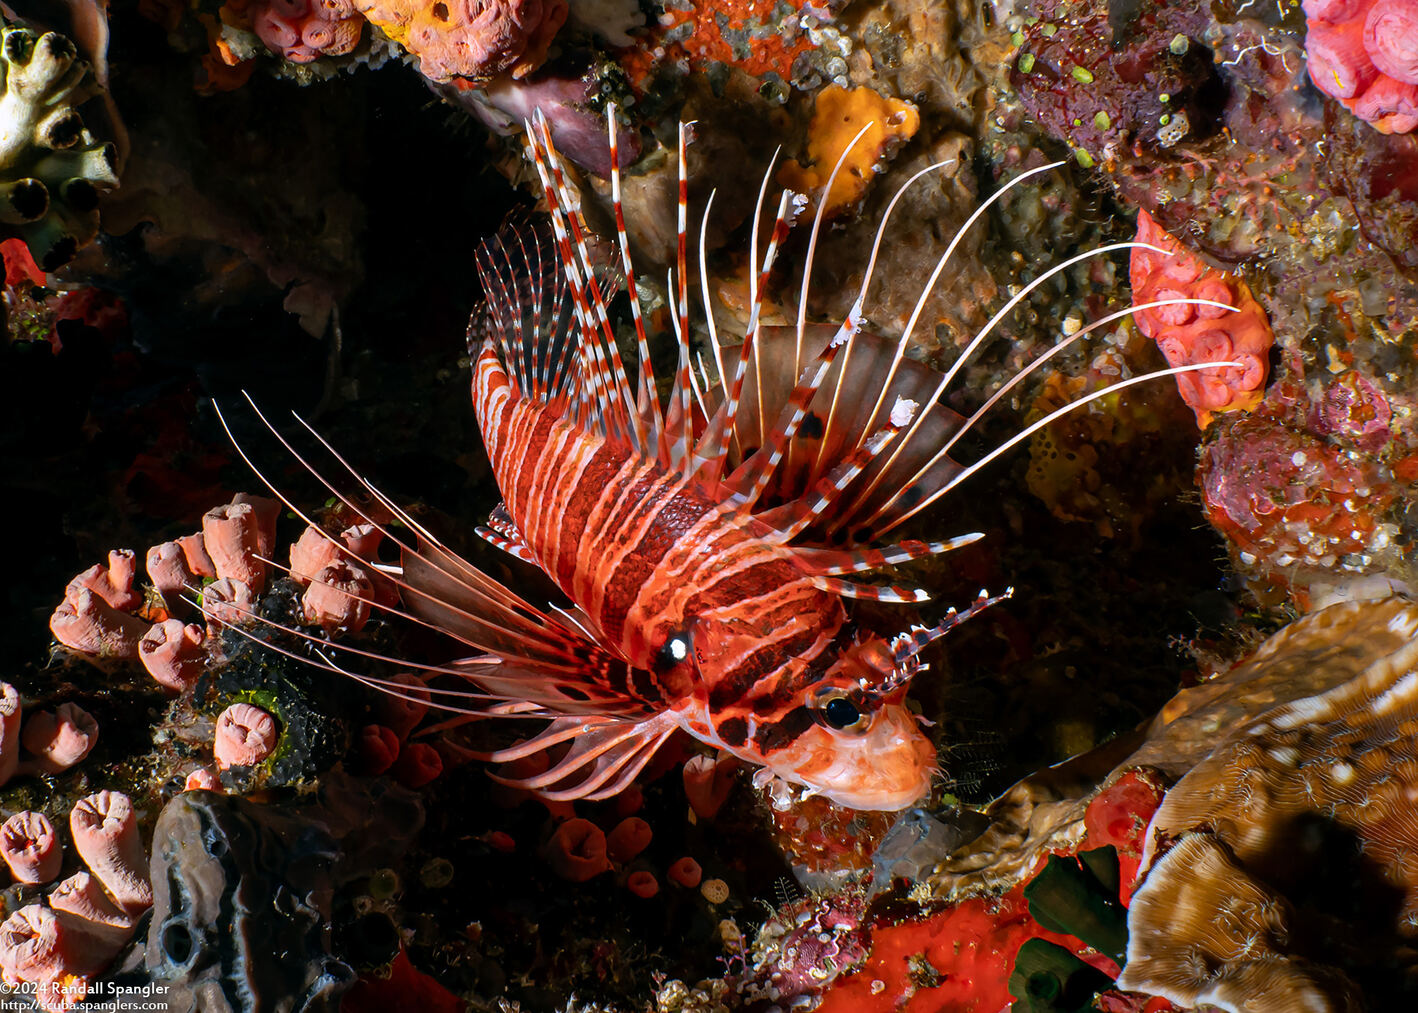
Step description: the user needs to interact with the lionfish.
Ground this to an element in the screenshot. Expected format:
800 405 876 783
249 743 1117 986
216 108 1235 811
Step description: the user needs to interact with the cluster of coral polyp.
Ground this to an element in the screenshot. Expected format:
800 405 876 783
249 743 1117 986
1305 0 1418 134
0 791 150 1011
249 0 366 64
1199 402 1402 605
1130 210 1273 427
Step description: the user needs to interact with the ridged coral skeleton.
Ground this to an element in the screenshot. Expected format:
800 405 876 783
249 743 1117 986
0 23 118 269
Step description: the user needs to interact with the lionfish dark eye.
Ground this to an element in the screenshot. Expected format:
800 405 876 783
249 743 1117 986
822 695 862 730
655 632 691 672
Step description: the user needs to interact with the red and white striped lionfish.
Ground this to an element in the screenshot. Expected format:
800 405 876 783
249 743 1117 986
218 107 1237 811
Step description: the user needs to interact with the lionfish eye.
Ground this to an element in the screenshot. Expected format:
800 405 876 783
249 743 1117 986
655 631 692 672
819 693 867 731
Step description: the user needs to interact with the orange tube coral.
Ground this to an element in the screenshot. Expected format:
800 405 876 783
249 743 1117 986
65 550 142 612
49 588 147 658
302 560 373 631
203 500 269 591
141 619 205 686
544 818 611 882
1130 210 1273 427
138 620 206 693
0 683 19 786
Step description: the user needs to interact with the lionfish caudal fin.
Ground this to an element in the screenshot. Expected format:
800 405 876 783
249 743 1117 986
484 107 1243 600
208 106 1242 802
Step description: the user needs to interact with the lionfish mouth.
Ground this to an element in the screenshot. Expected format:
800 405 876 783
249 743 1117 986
769 705 937 811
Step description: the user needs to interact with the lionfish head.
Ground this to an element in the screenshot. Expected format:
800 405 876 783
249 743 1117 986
749 635 929 811
758 589 1014 811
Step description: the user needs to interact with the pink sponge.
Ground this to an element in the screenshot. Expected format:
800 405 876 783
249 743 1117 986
355 0 568 82
1130 210 1274 427
1305 0 1418 133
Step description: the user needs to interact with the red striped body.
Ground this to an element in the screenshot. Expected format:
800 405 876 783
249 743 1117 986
474 346 855 751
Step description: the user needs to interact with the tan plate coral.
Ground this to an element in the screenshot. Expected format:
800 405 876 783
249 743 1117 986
1119 597 1418 1011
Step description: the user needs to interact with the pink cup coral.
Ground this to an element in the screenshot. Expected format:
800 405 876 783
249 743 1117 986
213 702 280 769
65 550 142 613
1305 0 1418 133
145 540 198 599
682 752 739 820
21 703 99 774
0 792 153 1011
49 588 147 659
138 620 206 693
201 577 256 629
1130 210 1274 427
543 817 611 882
0 905 109 1010
0 683 19 785
302 559 373 631
69 791 152 915
0 812 61 884
203 500 269 591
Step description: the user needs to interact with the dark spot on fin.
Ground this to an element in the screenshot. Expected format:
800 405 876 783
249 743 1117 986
560 686 591 702
716 716 748 747
800 412 825 440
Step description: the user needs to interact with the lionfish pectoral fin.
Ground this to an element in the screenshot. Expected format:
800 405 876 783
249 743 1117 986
486 710 680 801
400 537 645 712
717 328 967 543
449 657 659 718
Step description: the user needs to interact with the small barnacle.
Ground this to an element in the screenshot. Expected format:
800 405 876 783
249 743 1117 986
1157 109 1190 146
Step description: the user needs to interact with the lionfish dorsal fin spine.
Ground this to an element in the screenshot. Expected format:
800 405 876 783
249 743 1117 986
790 532 983 576
524 114 644 449
606 101 666 456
